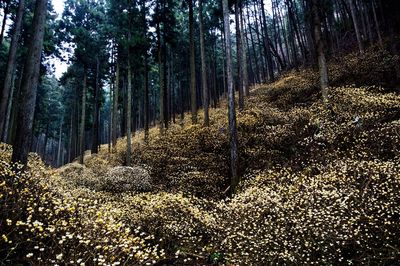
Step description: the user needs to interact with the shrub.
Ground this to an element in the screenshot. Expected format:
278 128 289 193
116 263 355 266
98 166 153 193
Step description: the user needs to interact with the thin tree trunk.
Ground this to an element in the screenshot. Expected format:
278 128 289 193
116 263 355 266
126 52 132 165
112 61 120 150
0 0 25 140
68 110 73 162
222 0 239 195
2 62 17 142
261 0 275 82
108 75 113 153
79 70 87 164
311 0 329 104
246 4 261 84
91 56 100 154
163 38 169 130
144 52 149 142
235 0 245 110
189 0 197 124
349 0 364 53
57 117 63 167
199 0 209 126
11 0 47 166
371 0 383 47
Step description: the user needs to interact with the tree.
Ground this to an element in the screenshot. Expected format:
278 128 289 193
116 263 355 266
12 0 48 165
311 0 329 104
0 0 25 141
79 70 87 164
199 0 209 126
261 0 274 82
348 0 364 53
0 0 11 46
189 0 197 124
222 0 239 194
235 0 244 110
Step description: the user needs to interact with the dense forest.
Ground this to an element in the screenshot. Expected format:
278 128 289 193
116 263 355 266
1 0 400 264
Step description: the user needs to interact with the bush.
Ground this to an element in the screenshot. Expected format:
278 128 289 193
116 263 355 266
98 166 153 193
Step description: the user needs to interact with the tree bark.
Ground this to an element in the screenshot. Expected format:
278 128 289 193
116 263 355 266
371 0 383 47
91 56 100 154
11 0 47 166
311 0 329 104
222 0 239 195
112 61 120 150
349 0 364 53
57 117 63 167
126 53 132 165
240 6 249 95
260 0 275 82
0 0 25 141
235 0 245 110
199 0 209 126
79 70 87 164
189 0 197 124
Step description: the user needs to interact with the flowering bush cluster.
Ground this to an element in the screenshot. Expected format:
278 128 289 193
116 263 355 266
99 166 153 192
1 49 399 265
330 48 400 88
0 145 164 265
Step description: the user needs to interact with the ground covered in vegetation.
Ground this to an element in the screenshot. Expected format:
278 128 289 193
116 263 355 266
1 48 400 265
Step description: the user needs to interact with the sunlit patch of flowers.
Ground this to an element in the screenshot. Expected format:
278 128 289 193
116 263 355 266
0 146 164 265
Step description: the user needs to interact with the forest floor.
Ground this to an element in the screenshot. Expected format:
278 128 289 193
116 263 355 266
1 47 400 265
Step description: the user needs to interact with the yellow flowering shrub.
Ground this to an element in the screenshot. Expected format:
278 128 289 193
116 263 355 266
1 48 399 265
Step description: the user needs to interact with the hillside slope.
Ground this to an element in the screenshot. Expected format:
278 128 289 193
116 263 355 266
1 48 400 265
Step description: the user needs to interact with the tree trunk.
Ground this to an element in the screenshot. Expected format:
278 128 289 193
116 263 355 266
261 0 275 82
68 111 73 162
189 0 197 124
108 75 113 153
349 0 364 53
0 0 10 46
57 117 63 167
0 0 25 141
91 56 100 154
112 61 120 150
246 4 261 84
126 54 132 165
371 0 383 47
235 0 245 110
311 0 329 104
144 52 149 142
79 70 87 164
11 0 47 166
199 0 209 126
162 33 168 130
157 21 165 134
240 6 249 95
222 0 239 195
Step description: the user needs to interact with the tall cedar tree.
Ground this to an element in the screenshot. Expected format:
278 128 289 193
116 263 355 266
0 0 25 141
189 0 197 124
222 0 239 194
12 0 48 166
199 0 209 126
310 0 329 104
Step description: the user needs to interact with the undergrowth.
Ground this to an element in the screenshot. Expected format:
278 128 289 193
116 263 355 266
1 48 399 265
